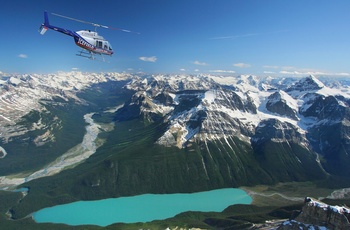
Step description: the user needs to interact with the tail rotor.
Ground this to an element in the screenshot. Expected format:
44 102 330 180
39 11 50 35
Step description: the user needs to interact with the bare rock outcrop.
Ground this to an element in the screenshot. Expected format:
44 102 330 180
278 197 350 230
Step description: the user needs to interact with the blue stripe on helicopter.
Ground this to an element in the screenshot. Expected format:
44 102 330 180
75 37 95 50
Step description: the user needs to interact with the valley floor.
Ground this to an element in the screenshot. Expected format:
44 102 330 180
0 113 102 190
242 181 335 207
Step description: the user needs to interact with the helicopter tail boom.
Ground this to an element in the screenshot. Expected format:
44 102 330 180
39 11 76 38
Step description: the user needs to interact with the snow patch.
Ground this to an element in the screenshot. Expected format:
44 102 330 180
0 146 7 158
203 90 216 104
8 77 22 85
309 75 325 88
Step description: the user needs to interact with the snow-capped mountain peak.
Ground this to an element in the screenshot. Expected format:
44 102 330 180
286 75 324 95
307 75 325 88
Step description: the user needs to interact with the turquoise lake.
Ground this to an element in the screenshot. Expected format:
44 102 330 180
33 188 252 227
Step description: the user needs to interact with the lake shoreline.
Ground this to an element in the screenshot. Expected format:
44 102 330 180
32 188 252 227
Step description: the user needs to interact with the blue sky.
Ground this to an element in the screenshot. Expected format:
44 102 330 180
1 0 350 76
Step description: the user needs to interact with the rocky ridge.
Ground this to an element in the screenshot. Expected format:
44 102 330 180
124 74 350 147
277 197 350 230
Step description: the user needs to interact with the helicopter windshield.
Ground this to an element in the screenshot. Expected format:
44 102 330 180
107 42 112 51
97 40 112 51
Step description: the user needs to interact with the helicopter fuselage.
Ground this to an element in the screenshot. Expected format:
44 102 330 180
75 30 113 55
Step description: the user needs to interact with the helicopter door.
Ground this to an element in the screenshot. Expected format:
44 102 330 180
96 40 103 48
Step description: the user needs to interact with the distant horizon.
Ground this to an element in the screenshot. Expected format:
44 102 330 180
1 63 350 78
1 69 350 80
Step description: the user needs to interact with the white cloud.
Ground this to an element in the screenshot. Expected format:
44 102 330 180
18 54 28 59
139 56 157 62
210 30 289 40
280 70 350 76
260 65 350 77
279 67 317 75
281 66 296 71
180 68 186 71
210 33 259 40
263 65 279 69
71 67 79 71
280 70 325 75
334 72 350 76
209 70 235 74
194 69 200 72
233 63 251 68
193 60 208 66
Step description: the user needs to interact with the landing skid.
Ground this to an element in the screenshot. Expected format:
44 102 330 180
76 50 109 63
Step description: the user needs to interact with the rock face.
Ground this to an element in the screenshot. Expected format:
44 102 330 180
252 119 306 145
278 197 350 230
266 91 298 120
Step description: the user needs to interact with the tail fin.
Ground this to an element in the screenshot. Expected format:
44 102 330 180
43 11 49 26
39 11 49 35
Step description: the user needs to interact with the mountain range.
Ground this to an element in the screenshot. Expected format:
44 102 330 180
119 74 350 182
1 72 350 194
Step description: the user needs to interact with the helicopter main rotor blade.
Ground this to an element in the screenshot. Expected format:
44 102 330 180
108 26 140 34
51 12 140 34
51 13 102 27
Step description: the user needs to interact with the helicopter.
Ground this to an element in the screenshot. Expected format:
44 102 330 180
39 11 138 61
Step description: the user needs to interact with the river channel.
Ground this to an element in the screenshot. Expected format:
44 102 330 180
0 109 112 190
